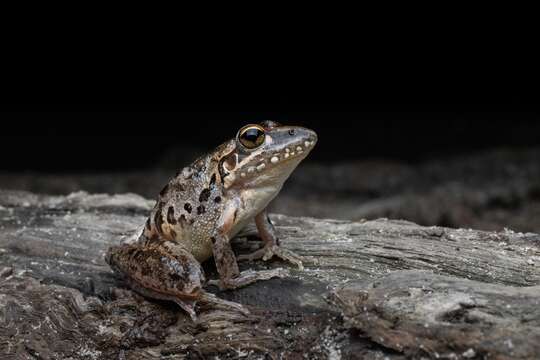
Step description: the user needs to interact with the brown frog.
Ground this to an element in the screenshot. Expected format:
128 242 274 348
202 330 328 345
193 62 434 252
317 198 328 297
106 121 317 319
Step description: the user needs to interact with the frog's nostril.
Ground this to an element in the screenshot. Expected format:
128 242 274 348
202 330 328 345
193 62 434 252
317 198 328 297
288 129 296 136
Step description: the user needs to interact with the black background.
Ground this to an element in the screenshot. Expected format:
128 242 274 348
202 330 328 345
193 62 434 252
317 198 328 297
1 3 538 173
1 75 538 172
1 107 538 172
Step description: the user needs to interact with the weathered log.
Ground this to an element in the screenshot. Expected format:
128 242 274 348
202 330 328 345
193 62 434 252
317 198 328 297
0 190 539 359
333 271 540 359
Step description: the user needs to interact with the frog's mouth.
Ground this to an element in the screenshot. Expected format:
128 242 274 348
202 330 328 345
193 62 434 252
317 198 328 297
222 125 317 190
238 136 317 180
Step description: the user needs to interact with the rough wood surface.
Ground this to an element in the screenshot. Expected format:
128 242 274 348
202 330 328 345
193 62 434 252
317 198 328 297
0 190 539 359
333 271 540 359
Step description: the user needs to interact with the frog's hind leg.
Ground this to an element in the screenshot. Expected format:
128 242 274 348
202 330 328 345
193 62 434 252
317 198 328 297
118 262 250 319
237 210 304 270
106 241 205 321
123 275 199 320
198 292 249 315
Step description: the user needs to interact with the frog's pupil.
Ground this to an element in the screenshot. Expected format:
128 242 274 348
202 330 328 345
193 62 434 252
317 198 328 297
240 128 264 148
243 128 260 142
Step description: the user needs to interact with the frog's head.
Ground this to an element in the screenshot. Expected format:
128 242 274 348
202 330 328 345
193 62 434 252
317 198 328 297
220 121 317 190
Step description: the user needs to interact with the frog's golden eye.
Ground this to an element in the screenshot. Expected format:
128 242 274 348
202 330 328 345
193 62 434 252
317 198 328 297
238 125 265 149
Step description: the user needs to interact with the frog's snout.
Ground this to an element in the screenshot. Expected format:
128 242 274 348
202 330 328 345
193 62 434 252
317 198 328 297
290 127 318 150
305 128 318 146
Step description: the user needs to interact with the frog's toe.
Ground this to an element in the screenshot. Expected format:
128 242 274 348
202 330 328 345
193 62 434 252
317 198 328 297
199 292 250 316
206 278 228 291
238 246 304 270
237 247 267 262
245 267 290 281
206 279 221 287
213 268 290 290
261 246 304 270
174 299 198 321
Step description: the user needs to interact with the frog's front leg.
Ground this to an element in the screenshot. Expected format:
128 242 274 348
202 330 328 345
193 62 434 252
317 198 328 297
210 233 289 290
237 209 304 270
209 203 289 290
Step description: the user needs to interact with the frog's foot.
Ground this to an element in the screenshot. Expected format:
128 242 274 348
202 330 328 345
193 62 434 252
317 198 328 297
198 292 250 316
208 268 289 290
238 245 304 270
173 299 198 321
238 209 304 270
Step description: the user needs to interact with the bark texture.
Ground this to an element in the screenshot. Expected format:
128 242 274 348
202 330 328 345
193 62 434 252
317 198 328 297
0 190 539 359
333 271 540 359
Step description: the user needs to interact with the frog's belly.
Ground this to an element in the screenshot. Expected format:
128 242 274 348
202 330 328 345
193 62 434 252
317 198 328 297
229 185 281 238
175 185 282 262
172 232 213 263
190 238 214 263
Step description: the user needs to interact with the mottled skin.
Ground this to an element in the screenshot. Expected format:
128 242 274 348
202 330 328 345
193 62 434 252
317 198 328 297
106 121 317 319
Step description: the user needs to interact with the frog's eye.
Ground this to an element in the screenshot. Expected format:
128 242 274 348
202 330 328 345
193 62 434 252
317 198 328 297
238 125 265 149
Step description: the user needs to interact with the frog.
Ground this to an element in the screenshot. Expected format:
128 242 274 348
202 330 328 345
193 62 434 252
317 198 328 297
105 120 317 319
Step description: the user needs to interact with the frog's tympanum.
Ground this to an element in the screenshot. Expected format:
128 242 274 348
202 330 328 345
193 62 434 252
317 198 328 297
106 121 317 319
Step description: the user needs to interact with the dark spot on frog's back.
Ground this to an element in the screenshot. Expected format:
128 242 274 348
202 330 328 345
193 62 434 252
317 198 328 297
143 233 160 245
214 196 221 203
210 173 217 186
199 188 211 202
179 214 187 227
197 205 206 215
174 182 186 192
194 159 206 173
167 206 176 224
184 203 192 213
154 207 164 234
159 184 169 197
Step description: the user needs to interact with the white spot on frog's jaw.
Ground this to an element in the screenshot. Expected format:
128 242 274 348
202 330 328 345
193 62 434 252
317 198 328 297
296 146 302 152
285 148 290 153
240 172 246 178
290 152 295 156
247 167 255 174
223 172 237 189
284 153 290 159
271 156 279 164
256 163 266 171
304 141 310 148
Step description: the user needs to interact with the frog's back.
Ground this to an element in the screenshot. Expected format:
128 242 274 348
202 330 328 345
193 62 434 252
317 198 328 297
141 152 226 262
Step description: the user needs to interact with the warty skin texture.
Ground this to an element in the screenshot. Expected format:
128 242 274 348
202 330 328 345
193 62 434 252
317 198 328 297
106 120 317 319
